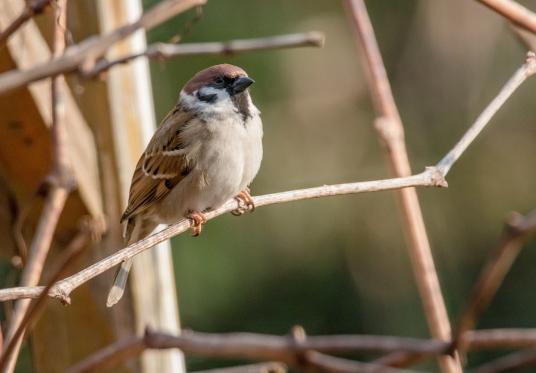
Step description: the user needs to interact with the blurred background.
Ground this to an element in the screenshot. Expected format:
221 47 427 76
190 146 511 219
0 0 535 371
144 0 536 370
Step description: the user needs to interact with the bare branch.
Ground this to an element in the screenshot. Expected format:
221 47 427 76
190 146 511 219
0 0 205 95
67 328 437 373
0 0 52 45
470 349 536 373
344 1 461 372
476 0 536 35
436 52 536 176
451 209 536 350
83 32 325 78
0 168 447 303
66 328 536 373
0 227 91 371
1 1 74 371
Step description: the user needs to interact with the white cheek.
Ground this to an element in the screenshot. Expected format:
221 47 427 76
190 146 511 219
180 88 236 117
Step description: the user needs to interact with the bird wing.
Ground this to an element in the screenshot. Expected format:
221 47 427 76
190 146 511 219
120 104 195 222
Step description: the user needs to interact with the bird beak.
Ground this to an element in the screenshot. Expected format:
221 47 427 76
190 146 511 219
231 76 255 94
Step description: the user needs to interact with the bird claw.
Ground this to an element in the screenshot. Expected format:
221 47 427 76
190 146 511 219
187 211 207 236
232 189 255 216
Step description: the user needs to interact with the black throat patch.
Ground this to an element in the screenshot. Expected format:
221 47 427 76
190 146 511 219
230 92 251 121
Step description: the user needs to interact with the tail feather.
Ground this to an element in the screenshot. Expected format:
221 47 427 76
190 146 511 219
106 259 133 307
106 217 157 307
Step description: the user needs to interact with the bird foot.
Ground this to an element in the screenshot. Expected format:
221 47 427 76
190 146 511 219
187 211 207 236
231 189 255 216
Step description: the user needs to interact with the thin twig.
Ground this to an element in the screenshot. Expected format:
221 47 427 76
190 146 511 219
436 52 536 176
1 1 73 371
0 0 205 95
83 32 325 78
343 1 462 372
451 209 536 351
0 227 91 371
0 0 52 45
0 168 447 303
475 0 536 35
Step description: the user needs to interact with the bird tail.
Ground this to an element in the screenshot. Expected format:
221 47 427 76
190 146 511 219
106 217 157 307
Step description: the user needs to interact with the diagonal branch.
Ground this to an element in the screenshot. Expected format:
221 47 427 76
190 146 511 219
0 168 447 303
1 1 74 371
83 32 325 78
343 1 462 372
436 52 536 176
475 0 536 35
0 226 92 371
451 209 536 350
0 0 205 95
0 0 52 45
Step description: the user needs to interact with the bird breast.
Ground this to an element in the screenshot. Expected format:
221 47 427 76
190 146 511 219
156 110 262 223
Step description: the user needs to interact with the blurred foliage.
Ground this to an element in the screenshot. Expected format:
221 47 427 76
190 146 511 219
143 0 536 370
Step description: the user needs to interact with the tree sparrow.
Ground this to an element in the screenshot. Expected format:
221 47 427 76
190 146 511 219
107 64 263 307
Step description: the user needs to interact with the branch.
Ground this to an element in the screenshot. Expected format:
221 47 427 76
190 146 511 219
451 209 536 350
0 168 447 303
470 349 536 373
67 328 437 373
66 328 536 373
475 0 536 35
344 1 462 372
1 2 74 371
436 52 536 176
0 226 91 371
0 0 205 95
83 32 325 78
0 0 52 45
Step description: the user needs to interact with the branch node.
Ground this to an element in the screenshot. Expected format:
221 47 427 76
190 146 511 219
425 166 448 188
525 50 536 76
374 116 404 146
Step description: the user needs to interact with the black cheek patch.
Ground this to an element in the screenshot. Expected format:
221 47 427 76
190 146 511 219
196 91 217 103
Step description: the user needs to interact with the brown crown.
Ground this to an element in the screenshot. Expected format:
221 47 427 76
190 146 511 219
182 64 248 94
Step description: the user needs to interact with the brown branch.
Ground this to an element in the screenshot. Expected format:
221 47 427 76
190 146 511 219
67 328 438 373
0 0 52 45
0 0 205 95
66 328 536 373
451 210 536 350
343 1 462 372
476 0 536 35
303 351 421 373
470 349 536 373
0 226 91 371
83 32 325 78
1 1 74 371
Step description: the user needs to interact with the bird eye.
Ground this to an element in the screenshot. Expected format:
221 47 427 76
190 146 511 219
214 76 225 85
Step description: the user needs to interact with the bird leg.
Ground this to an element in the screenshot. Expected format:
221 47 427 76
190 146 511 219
231 188 255 216
187 211 207 236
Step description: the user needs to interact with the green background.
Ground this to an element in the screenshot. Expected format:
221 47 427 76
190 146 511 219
144 0 536 370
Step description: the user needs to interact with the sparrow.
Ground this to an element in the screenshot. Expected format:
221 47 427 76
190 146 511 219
106 64 263 307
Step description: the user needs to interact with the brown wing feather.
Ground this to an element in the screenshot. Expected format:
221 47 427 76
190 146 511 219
120 104 194 222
